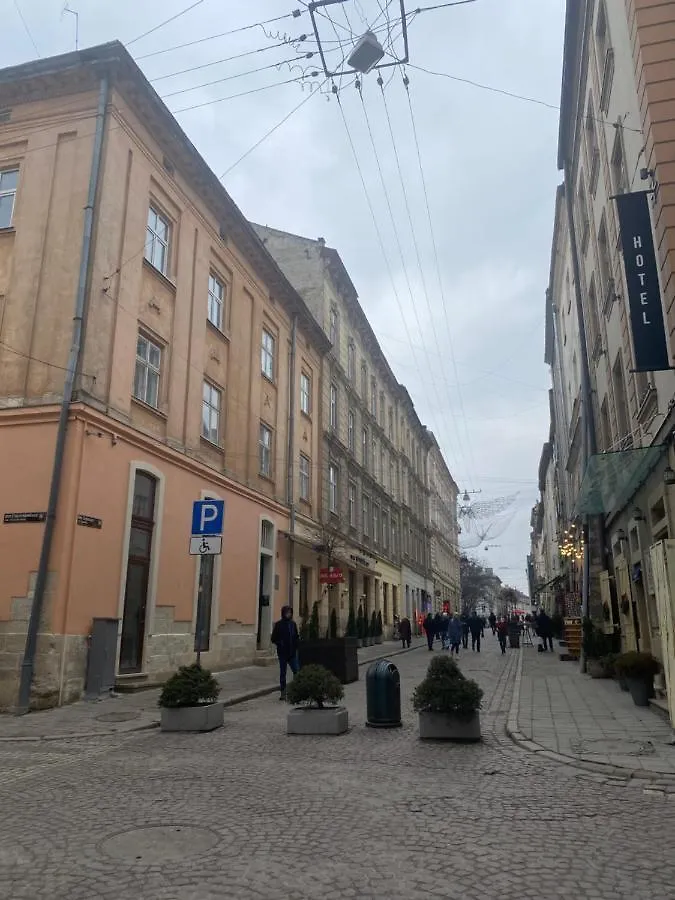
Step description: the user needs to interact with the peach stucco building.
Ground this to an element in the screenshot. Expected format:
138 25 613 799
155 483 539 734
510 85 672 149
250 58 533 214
0 43 329 708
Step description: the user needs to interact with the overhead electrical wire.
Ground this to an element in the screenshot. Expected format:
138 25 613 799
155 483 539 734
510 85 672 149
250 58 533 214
148 40 295 83
126 0 209 47
13 0 40 57
170 74 317 115
160 56 314 100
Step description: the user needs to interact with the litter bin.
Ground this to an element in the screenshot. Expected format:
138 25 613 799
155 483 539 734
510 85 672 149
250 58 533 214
366 660 401 728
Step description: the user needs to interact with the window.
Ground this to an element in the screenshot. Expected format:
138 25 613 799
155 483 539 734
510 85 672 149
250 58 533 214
361 362 368 399
373 504 380 545
202 381 222 444
611 130 628 195
388 406 394 441
329 307 338 347
586 100 600 195
348 480 357 527
392 520 398 556
348 340 356 381
362 426 369 469
145 206 170 275
390 458 395 497
300 372 311 415
259 423 273 477
0 168 18 229
330 382 338 431
329 463 339 513
372 438 377 479
612 353 630 443
370 378 377 417
379 392 385 427
362 494 370 537
207 272 225 330
134 333 161 407
261 329 275 380
382 510 389 550
380 446 385 486
299 454 310 501
348 409 355 453
577 171 590 254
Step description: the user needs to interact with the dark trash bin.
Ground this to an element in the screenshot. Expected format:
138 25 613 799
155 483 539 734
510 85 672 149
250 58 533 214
366 660 401 728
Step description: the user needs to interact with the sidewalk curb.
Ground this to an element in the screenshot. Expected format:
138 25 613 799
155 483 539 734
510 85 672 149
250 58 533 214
0 641 426 743
505 646 675 785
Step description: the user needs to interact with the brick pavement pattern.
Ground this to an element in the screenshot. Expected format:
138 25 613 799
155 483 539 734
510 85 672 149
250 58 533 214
2 634 675 899
514 642 675 777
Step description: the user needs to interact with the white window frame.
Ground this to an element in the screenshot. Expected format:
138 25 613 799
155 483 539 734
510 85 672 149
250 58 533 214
0 168 19 229
261 329 275 380
300 372 311 415
259 423 273 477
373 504 380 545
347 340 356 381
145 205 170 275
330 382 338 430
362 494 370 537
201 380 222 445
362 426 369 468
207 272 226 330
348 409 355 453
348 480 356 527
134 333 161 408
328 463 339 514
299 453 311 502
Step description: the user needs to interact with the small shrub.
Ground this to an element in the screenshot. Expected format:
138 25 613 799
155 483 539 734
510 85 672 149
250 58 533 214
357 604 366 639
615 651 660 679
426 655 463 681
286 664 344 709
346 605 357 637
308 601 320 641
376 609 383 637
370 611 377 638
158 664 220 709
413 674 483 721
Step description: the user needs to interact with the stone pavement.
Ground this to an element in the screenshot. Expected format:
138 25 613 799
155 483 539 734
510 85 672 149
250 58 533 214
0 637 424 741
3 636 675 899
509 638 675 780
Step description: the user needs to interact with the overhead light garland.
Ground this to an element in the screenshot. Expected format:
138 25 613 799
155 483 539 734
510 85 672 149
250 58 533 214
559 523 583 562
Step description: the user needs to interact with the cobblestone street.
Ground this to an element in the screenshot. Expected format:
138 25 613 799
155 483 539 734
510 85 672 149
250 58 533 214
3 636 675 900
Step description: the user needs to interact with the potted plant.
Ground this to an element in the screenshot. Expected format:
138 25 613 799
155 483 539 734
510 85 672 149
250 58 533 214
413 656 483 742
298 602 359 685
346 604 357 640
375 609 384 644
370 611 381 645
329 608 338 639
615 651 660 706
356 603 366 648
158 663 222 732
286 664 348 735
583 619 613 677
307 601 320 641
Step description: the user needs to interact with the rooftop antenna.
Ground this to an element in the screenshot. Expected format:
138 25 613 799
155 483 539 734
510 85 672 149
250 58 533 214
62 3 79 51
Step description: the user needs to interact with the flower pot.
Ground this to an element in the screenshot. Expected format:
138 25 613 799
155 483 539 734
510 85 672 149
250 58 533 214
418 710 481 742
160 702 223 733
298 638 359 684
627 676 654 707
287 706 349 735
587 659 610 679
618 675 630 692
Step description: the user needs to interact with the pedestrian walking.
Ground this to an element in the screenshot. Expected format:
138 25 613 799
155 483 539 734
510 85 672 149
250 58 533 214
497 618 508 654
537 609 554 652
440 612 450 650
461 613 470 649
468 611 483 652
448 614 462 655
423 613 435 651
399 615 412 649
488 612 497 635
271 605 299 700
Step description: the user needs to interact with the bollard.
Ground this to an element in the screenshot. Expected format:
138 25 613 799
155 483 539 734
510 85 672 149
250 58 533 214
365 660 402 728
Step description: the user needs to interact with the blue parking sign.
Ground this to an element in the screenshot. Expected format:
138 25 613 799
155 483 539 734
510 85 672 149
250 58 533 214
191 499 225 536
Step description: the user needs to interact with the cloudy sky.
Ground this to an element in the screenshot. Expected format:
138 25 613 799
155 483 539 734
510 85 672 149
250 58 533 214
3 0 566 592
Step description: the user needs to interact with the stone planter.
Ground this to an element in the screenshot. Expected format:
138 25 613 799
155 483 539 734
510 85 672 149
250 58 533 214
287 706 349 735
418 710 481 742
160 702 224 733
298 637 359 684
587 659 610 679
627 676 654 707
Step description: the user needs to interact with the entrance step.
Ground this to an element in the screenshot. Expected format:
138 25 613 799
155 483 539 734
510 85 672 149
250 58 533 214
649 695 671 724
114 673 152 693
253 650 277 667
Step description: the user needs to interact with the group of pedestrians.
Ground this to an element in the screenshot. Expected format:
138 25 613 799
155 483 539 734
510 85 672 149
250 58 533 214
422 611 485 655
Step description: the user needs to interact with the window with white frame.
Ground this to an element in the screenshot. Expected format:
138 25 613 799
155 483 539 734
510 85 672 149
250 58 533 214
362 494 370 537
388 406 394 442
329 307 338 347
361 362 368 398
348 480 356 527
348 408 355 453
347 340 356 381
300 372 311 415
261 329 275 380
259 423 273 477
145 205 170 275
370 378 377 417
0 168 19 229
380 446 385 485
134 333 161 407
373 504 380 544
328 463 339 513
382 510 389 550
362 426 369 469
372 438 377 479
207 272 226 330
299 454 310 501
202 381 222 444
330 382 338 431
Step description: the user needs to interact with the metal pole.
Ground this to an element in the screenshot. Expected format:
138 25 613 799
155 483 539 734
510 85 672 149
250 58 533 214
287 315 297 609
16 77 109 714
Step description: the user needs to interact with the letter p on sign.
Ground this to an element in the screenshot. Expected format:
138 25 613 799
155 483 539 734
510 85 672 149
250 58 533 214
191 499 225 536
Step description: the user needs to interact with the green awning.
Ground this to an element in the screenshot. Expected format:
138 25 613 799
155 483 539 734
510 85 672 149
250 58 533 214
574 445 668 516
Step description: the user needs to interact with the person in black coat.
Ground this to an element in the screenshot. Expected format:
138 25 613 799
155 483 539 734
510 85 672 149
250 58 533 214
423 613 435 650
399 616 412 649
468 612 484 652
460 614 470 649
537 610 554 651
271 605 300 699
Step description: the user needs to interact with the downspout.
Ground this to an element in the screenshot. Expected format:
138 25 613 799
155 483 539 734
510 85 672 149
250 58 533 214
287 314 298 609
16 76 109 714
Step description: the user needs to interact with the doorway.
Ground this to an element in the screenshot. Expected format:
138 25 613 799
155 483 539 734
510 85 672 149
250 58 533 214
256 519 275 649
119 472 156 673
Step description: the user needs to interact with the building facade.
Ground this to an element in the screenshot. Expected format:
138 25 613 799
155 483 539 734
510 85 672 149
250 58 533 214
538 0 675 722
426 431 460 612
0 43 330 708
253 226 437 634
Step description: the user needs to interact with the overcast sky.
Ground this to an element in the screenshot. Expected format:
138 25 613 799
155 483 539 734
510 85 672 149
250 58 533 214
2 0 566 593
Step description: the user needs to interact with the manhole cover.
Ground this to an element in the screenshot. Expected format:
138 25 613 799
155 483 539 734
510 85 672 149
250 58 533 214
100 825 219 863
94 711 141 723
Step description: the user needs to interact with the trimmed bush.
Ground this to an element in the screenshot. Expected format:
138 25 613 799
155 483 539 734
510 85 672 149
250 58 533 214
285 664 344 709
158 664 220 709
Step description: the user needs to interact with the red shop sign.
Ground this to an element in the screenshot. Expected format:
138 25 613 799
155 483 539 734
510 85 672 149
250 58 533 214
319 567 344 584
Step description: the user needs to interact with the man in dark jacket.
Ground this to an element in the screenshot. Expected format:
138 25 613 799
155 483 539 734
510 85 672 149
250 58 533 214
537 610 554 651
488 612 497 634
468 611 484 652
460 614 470 649
271 605 300 699
423 613 435 650
399 616 412 649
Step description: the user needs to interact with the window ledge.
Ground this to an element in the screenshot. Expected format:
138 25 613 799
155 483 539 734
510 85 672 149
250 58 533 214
142 257 176 292
0 226 16 236
261 373 276 388
301 410 312 423
206 320 230 342
131 396 168 420
200 435 224 452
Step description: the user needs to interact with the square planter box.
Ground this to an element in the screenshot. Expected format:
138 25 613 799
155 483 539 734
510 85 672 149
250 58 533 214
298 637 359 684
160 702 224 733
418 710 481 742
287 706 349 735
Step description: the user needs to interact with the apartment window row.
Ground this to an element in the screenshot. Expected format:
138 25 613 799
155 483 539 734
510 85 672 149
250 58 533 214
0 167 18 229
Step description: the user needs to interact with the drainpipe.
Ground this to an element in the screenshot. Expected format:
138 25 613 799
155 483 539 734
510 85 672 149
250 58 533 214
287 315 298 609
16 77 109 714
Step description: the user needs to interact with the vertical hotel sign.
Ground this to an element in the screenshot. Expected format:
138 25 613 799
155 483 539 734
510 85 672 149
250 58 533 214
616 190 671 372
